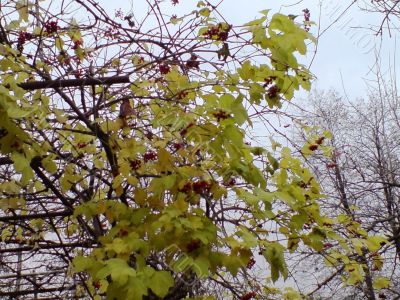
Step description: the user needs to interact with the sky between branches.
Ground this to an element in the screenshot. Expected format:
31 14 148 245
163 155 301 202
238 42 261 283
102 0 398 100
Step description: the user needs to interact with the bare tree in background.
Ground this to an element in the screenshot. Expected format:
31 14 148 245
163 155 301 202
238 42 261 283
295 78 400 299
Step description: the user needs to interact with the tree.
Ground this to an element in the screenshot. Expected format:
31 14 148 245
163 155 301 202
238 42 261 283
295 87 399 299
357 0 400 35
0 1 389 299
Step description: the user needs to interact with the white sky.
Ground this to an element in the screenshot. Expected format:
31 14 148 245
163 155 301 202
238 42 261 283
104 0 398 100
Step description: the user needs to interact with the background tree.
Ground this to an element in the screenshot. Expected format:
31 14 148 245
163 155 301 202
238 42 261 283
0 0 389 299
295 83 399 299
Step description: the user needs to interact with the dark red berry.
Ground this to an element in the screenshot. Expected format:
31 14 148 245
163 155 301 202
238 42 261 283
186 239 201 252
177 91 188 100
44 20 59 34
315 136 325 145
309 144 318 151
172 142 184 151
130 159 142 170
203 23 232 41
267 85 280 98
240 292 256 300
186 53 200 69
143 151 157 162
72 39 83 50
179 182 192 194
213 110 230 121
246 257 256 269
159 64 171 74
192 180 211 194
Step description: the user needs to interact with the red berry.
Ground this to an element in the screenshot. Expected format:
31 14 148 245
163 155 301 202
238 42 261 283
309 144 318 151
44 20 59 34
315 136 325 145
143 151 157 162
186 239 201 252
192 180 211 194
267 85 280 98
179 182 192 194
246 257 256 269
130 159 142 170
172 142 184 150
240 292 256 300
159 64 171 74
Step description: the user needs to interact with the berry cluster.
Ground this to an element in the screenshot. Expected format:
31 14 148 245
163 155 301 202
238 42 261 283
17 31 33 52
172 142 185 151
203 23 232 41
145 131 154 140
309 136 325 151
177 90 188 100
186 239 201 252
315 136 325 145
263 76 277 88
44 20 59 34
213 110 230 122
159 63 171 74
130 159 142 170
240 292 256 300
303 8 311 32
267 85 280 99
72 39 83 50
192 180 212 195
171 0 179 5
179 182 192 194
179 180 212 195
143 151 158 162
246 257 256 269
186 53 200 69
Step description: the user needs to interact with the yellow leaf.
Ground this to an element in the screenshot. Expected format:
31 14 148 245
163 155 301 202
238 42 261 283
373 276 390 290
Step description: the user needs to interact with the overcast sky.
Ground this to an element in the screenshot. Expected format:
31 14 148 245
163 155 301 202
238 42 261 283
106 0 398 100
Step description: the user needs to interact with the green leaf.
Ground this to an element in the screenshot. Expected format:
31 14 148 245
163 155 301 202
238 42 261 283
193 256 210 278
365 236 387 252
199 8 210 17
55 37 64 51
97 258 136 286
263 242 288 282
373 276 391 290
150 271 174 297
